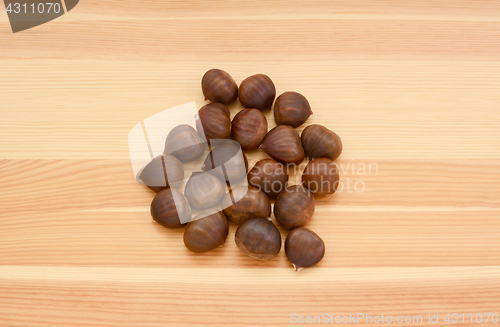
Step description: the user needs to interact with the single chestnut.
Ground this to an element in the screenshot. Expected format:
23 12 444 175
247 158 288 199
285 227 325 271
201 69 238 105
302 158 339 194
259 125 305 164
183 209 229 253
231 108 268 151
274 185 315 229
301 124 343 160
151 187 192 228
201 142 248 183
222 186 271 225
274 91 312 128
184 172 226 210
235 218 281 261
196 102 231 144
164 124 205 163
238 74 276 111
137 154 184 192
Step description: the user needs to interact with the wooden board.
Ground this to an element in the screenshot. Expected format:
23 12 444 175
0 1 499 326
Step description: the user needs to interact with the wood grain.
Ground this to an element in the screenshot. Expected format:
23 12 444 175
0 267 499 326
1 60 499 159
0 0 499 326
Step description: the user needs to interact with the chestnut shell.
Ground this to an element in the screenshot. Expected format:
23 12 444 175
201 69 238 105
238 74 276 111
231 108 268 151
274 185 315 229
138 154 184 192
247 158 288 199
151 188 192 228
235 218 281 261
183 209 229 253
301 124 343 160
259 125 305 165
274 91 312 128
201 142 248 183
196 102 231 144
184 172 226 210
302 158 339 194
164 124 205 163
222 186 271 225
285 227 325 271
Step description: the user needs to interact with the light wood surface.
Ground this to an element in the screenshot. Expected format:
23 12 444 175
1 1 499 326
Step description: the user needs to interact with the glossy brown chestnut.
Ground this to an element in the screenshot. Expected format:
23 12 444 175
201 142 248 183
183 209 229 253
151 188 192 228
222 186 271 225
274 185 315 229
235 218 281 261
201 69 238 105
259 125 305 165
274 91 312 128
302 158 339 194
231 108 268 151
184 172 226 210
138 154 184 192
196 102 231 144
238 74 276 111
247 158 288 199
301 124 343 160
164 124 205 163
285 227 325 271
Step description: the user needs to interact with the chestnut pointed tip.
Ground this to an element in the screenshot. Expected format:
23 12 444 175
293 264 304 272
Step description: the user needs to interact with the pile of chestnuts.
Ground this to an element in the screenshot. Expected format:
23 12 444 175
138 68 342 271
